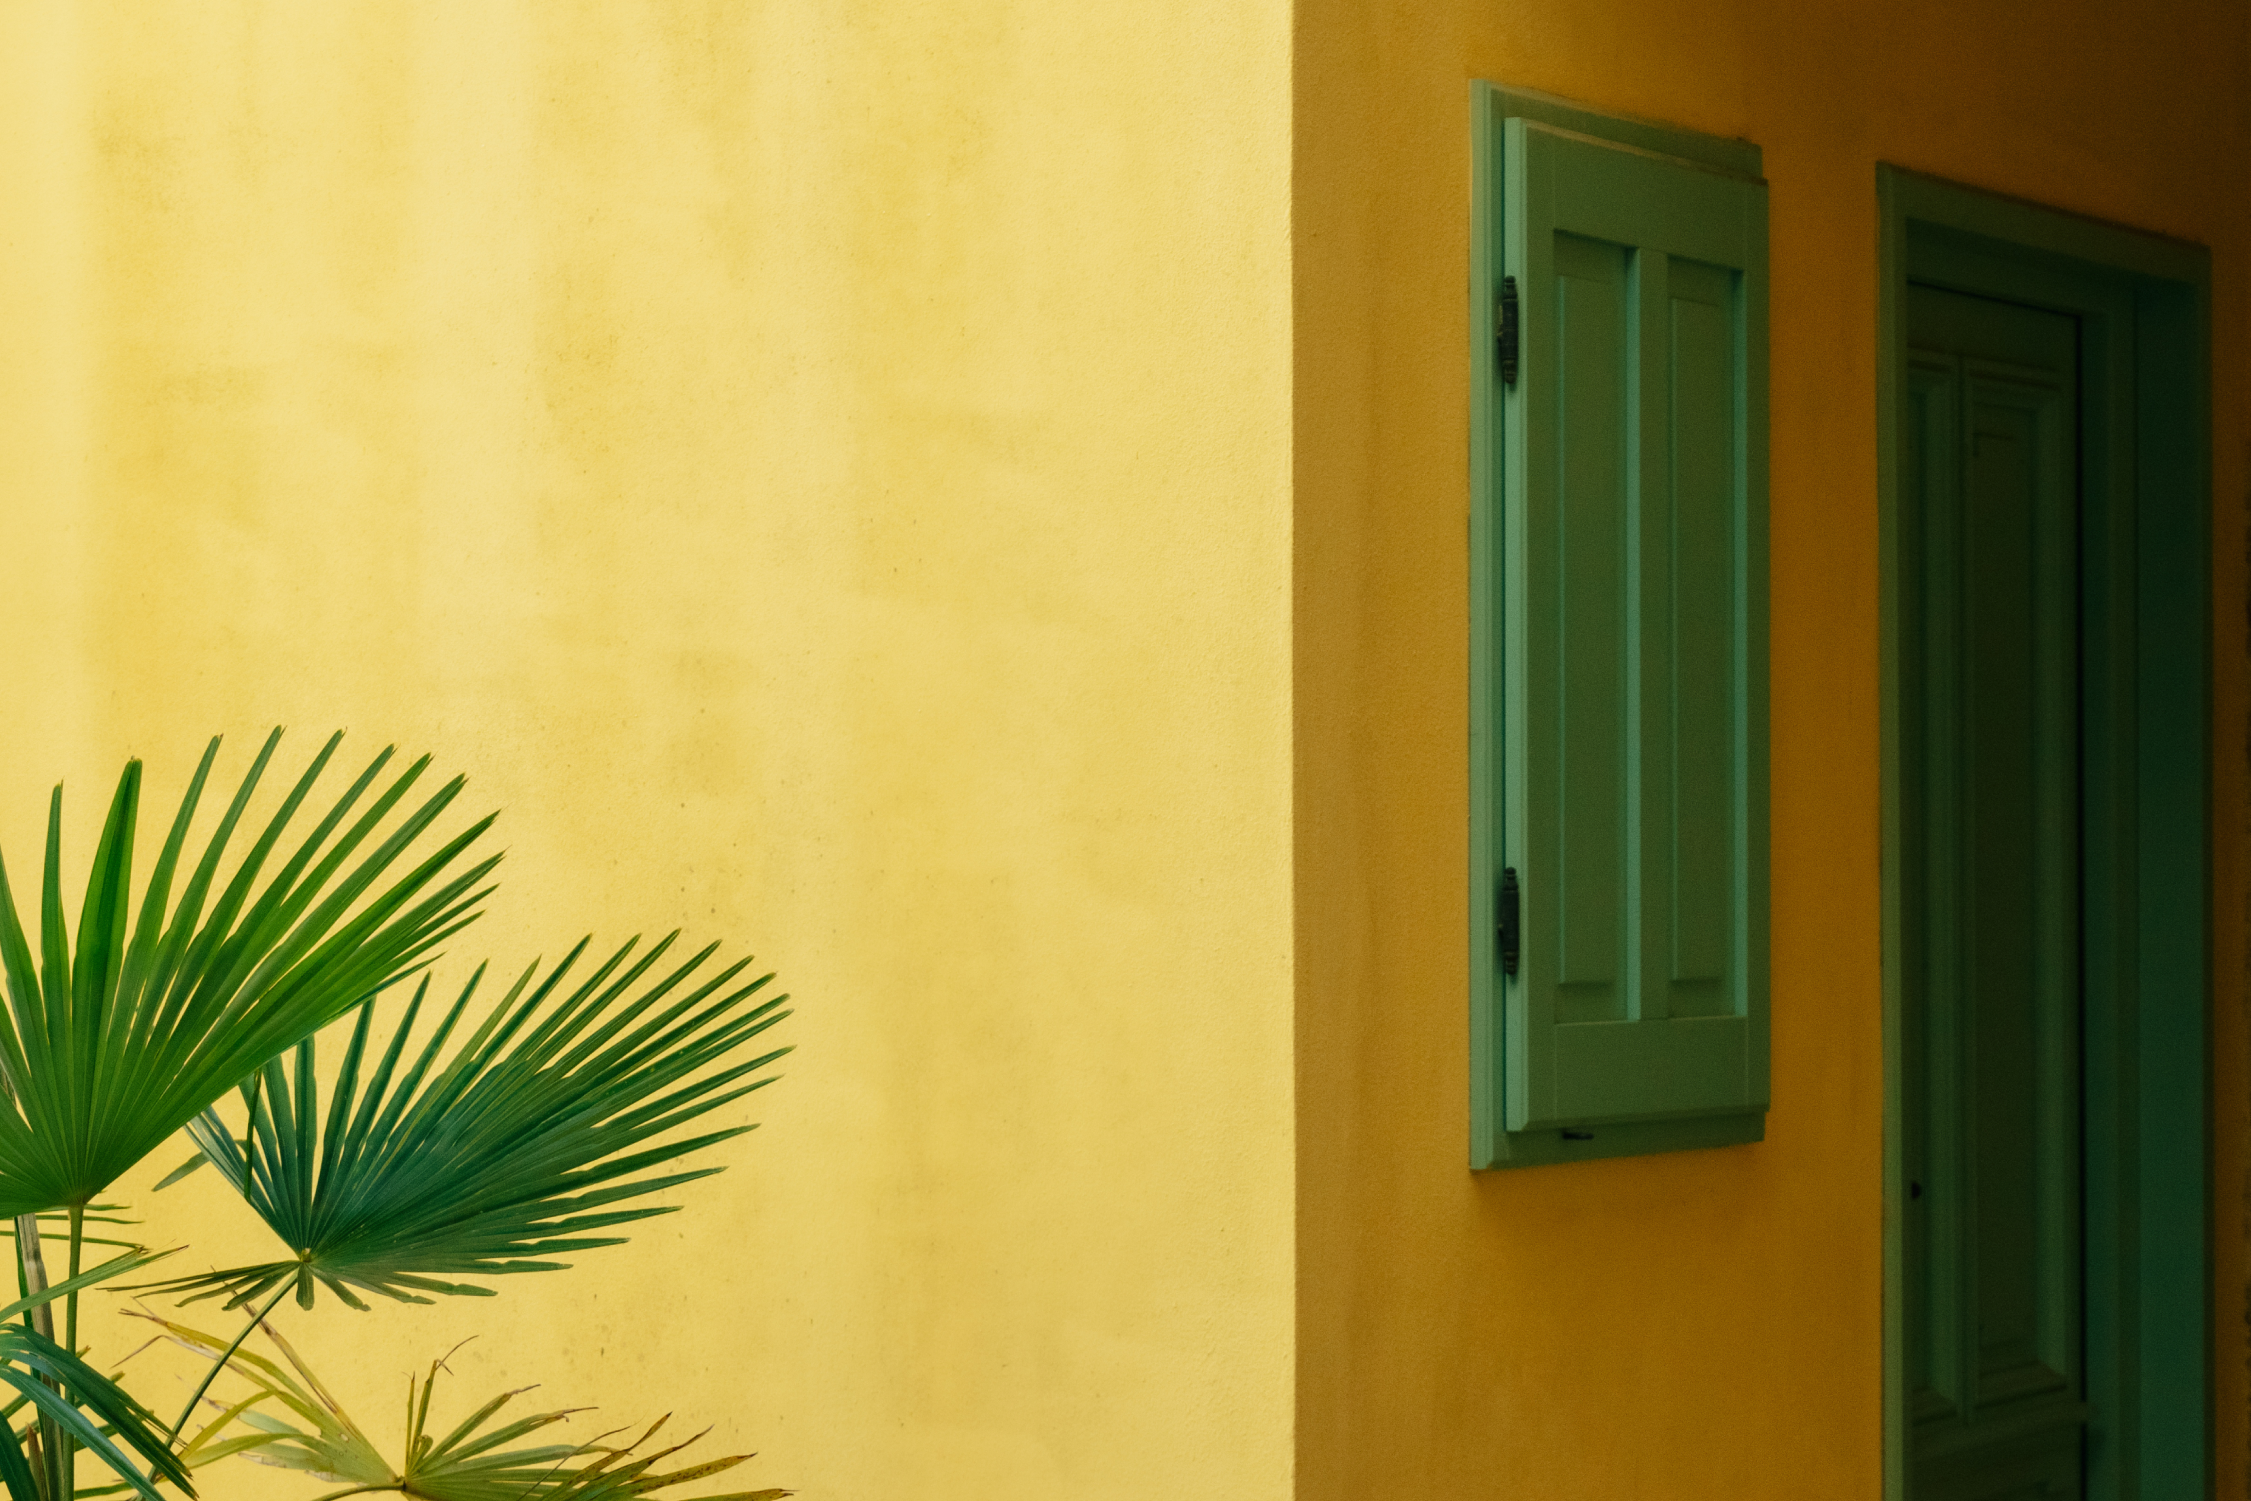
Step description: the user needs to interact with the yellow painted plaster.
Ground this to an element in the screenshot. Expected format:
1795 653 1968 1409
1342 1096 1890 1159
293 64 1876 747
0 4 1294 1499
1294 0 2251 1496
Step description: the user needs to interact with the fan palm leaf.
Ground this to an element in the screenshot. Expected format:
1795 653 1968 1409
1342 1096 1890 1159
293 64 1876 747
147 1317 787 1501
0 732 499 1218
144 933 788 1311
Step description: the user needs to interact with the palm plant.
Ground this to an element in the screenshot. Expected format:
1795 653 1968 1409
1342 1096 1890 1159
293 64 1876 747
0 1250 191 1501
0 737 792 1501
144 1317 786 1501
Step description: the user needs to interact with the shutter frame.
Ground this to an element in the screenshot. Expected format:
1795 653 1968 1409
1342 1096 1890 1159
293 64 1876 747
1471 85 1770 1169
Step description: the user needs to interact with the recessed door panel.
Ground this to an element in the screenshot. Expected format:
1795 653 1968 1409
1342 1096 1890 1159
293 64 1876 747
1903 283 2084 1501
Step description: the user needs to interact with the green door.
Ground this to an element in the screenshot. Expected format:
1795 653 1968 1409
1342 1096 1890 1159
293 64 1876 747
1901 283 2086 1500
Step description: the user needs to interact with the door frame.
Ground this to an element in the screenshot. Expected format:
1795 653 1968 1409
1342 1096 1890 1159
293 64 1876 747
1878 166 2213 1499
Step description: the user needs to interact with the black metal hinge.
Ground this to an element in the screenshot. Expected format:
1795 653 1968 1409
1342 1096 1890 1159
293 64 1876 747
1496 276 1519 387
1497 866 1520 976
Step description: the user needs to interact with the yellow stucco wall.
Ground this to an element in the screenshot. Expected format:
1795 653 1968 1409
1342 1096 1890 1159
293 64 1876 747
1294 0 2251 1498
0 5 1294 1500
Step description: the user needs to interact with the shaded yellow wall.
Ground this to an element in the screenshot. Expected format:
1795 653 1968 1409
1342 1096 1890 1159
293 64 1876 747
0 5 1294 1499
1294 0 2251 1496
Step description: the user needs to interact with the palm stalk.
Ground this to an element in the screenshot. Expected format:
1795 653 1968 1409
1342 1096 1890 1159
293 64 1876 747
164 1281 291 1445
9 1217 54 1501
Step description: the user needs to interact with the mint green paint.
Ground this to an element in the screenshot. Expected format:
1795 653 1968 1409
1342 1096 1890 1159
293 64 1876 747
1877 165 2212 1501
1474 83 1761 180
1471 85 1769 1169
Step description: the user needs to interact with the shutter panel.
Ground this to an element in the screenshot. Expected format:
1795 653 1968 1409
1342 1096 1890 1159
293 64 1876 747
1472 96 1769 1166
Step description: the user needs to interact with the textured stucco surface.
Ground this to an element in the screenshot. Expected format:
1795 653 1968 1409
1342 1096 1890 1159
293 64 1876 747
0 6 1294 1498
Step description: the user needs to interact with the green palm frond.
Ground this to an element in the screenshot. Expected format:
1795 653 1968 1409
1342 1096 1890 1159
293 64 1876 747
0 1244 177 1327
0 1251 195 1501
0 732 499 1218
0 1325 194 1501
0 1205 142 1255
135 1314 389 1488
142 933 789 1311
144 1317 786 1501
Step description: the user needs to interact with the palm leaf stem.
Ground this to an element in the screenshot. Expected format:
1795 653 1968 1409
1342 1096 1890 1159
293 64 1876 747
59 1203 84 1501
14 1215 58 1501
165 1280 291 1446
11 1223 47 1342
4 1040 52 1501
63 1209 81 1358
17 1424 42 1501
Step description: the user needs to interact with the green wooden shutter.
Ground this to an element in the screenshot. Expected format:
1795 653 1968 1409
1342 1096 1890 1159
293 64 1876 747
1471 88 1769 1168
